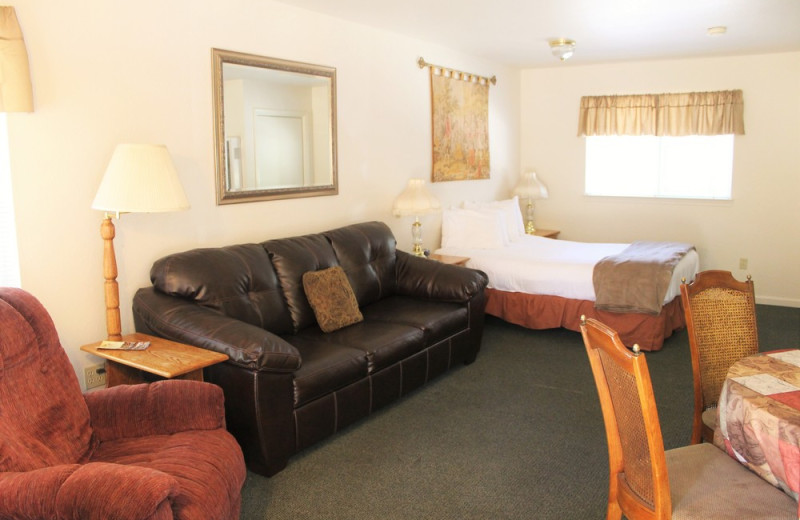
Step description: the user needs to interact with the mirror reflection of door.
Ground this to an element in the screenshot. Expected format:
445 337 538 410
253 110 310 189
212 49 338 204
225 136 243 191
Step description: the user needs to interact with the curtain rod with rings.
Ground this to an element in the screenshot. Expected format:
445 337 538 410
417 57 497 86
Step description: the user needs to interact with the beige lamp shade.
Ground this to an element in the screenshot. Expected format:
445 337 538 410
92 144 190 214
0 7 33 112
514 171 549 200
392 178 441 217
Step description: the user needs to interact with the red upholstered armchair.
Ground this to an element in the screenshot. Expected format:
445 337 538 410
0 287 246 519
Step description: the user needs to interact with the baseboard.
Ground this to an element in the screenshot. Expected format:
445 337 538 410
756 296 800 308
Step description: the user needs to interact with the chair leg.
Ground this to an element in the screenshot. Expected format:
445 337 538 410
606 502 623 520
701 423 715 444
690 419 702 445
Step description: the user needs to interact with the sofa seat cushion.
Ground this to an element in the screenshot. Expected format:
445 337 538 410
362 296 468 345
290 320 425 404
89 429 245 520
288 338 370 407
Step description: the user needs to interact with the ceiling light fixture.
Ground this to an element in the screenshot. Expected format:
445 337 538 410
549 38 576 61
707 26 727 36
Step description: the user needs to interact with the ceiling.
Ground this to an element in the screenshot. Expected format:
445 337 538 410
273 0 800 67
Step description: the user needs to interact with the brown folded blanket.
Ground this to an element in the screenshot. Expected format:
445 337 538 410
593 241 695 315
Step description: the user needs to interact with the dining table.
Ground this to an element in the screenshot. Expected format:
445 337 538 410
715 348 800 513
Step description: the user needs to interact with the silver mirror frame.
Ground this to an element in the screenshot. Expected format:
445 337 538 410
212 48 338 204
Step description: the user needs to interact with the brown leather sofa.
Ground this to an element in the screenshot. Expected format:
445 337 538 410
132 221 489 476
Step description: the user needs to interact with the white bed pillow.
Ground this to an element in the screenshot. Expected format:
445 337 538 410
441 208 509 249
463 197 526 241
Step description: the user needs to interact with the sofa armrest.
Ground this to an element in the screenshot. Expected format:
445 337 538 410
133 287 301 372
0 463 177 520
84 380 226 441
395 250 488 302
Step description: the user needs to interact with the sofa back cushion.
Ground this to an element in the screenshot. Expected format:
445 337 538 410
324 221 398 307
150 244 294 335
263 233 339 332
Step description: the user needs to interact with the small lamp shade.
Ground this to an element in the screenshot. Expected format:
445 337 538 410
514 171 549 234
392 178 441 217
514 171 549 200
0 7 33 112
392 178 440 256
92 144 190 214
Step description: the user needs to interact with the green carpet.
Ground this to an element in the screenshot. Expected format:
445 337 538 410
239 305 799 519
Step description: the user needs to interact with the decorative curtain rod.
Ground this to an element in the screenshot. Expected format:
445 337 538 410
417 57 496 86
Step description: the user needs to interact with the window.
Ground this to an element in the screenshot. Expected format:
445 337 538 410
585 134 734 200
0 114 21 287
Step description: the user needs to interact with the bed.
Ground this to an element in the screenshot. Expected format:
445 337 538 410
435 200 700 351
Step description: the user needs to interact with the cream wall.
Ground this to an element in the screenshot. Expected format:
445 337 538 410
8 0 520 388
521 52 800 307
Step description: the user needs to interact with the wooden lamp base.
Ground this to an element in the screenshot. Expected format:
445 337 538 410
100 215 122 341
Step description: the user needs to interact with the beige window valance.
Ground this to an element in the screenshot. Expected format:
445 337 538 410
578 90 744 137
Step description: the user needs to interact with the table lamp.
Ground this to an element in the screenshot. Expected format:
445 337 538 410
91 144 190 340
513 171 549 234
392 178 441 256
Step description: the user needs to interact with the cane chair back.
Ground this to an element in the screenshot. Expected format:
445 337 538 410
580 317 670 520
580 316 797 520
680 270 758 444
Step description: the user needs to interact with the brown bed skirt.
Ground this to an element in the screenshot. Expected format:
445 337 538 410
484 288 685 351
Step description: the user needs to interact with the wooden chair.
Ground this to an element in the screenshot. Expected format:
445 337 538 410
680 270 758 444
579 316 795 520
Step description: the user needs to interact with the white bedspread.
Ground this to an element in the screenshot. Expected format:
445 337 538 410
435 235 700 303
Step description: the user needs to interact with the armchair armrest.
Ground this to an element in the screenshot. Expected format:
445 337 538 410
85 379 225 441
57 462 178 520
133 287 301 372
0 465 79 518
395 250 488 302
0 463 177 520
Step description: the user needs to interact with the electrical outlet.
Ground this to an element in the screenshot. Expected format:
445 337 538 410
739 258 748 270
84 363 107 389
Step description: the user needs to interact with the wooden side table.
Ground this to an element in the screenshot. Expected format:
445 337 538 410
531 229 560 239
428 253 470 266
81 333 228 387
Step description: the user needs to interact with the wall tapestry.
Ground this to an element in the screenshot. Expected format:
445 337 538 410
426 60 493 182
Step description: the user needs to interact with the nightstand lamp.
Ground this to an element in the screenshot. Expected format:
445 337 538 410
91 144 189 340
514 171 549 234
392 178 441 256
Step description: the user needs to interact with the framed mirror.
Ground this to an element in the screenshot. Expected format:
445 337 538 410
212 48 338 204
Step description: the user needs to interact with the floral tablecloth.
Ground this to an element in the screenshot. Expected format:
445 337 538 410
715 349 800 509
